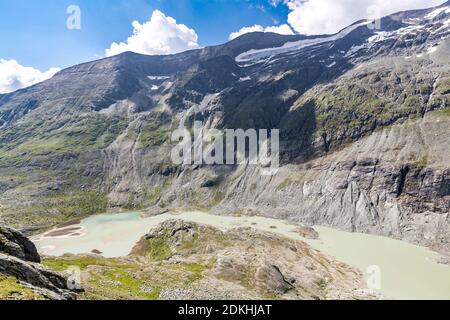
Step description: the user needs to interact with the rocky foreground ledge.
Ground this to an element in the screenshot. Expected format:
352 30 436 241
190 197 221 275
0 226 82 300
41 220 379 300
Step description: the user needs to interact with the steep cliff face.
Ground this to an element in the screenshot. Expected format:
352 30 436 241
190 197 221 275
0 3 449 253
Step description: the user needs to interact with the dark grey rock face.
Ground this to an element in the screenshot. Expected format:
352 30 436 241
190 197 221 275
0 226 40 262
0 226 82 300
0 253 78 300
255 263 295 295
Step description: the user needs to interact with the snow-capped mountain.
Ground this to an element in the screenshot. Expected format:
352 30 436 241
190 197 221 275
0 2 449 257
236 2 450 63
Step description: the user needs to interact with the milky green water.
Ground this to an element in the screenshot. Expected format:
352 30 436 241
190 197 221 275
33 211 450 300
308 226 450 300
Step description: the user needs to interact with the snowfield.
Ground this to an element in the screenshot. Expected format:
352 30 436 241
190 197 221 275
235 21 370 63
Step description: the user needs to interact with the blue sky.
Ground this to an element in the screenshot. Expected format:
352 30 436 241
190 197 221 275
0 0 289 70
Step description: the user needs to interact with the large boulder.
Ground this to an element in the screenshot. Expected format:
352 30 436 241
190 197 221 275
0 226 40 263
0 225 82 300
0 253 79 300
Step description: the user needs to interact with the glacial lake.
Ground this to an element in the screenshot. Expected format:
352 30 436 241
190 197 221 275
32 211 450 300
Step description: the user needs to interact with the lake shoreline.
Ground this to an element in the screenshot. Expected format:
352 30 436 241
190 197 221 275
33 210 450 300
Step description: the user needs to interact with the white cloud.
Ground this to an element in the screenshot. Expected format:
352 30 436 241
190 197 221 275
276 0 444 35
0 59 60 94
106 10 200 57
229 23 294 40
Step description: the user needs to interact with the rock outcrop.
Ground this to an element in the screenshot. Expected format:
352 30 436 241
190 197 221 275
128 220 379 300
0 226 82 300
0 226 40 263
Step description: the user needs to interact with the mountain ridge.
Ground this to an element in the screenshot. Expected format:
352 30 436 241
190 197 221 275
0 2 449 258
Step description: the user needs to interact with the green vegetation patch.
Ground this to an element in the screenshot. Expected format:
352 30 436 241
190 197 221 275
42 257 137 272
436 78 450 95
145 234 173 261
170 263 206 283
43 256 158 300
429 107 450 118
146 178 173 206
0 274 44 300
43 255 211 300
139 112 172 148
279 65 440 155
4 190 108 231
0 114 127 165
90 269 160 300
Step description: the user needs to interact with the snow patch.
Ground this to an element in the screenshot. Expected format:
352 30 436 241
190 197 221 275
164 82 174 90
425 6 450 20
345 44 366 57
433 17 450 33
239 76 251 82
369 24 429 45
427 46 438 54
148 75 170 81
368 31 390 43
235 21 370 62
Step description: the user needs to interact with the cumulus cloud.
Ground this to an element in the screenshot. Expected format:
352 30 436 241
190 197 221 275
275 0 443 35
0 59 60 94
229 23 294 40
106 10 200 57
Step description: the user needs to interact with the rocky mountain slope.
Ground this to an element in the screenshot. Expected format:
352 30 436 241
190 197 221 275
0 226 80 299
0 2 449 255
42 220 377 300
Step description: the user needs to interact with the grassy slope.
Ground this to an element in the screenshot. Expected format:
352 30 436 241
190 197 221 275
0 113 126 230
0 274 44 300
